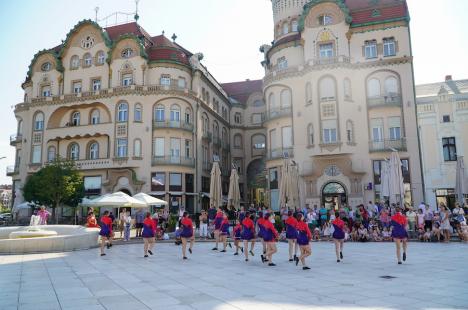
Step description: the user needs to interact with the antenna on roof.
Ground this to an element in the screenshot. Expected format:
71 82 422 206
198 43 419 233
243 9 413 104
94 7 99 22
134 0 140 22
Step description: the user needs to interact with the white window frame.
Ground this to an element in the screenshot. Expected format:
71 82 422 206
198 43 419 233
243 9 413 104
71 112 80 126
323 128 337 143
92 79 101 91
122 74 133 86
365 41 378 59
319 43 334 58
383 38 396 57
89 143 99 160
117 103 128 122
116 139 128 158
91 110 100 125
73 81 82 94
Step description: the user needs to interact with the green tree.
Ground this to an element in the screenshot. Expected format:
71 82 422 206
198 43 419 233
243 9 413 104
23 159 84 223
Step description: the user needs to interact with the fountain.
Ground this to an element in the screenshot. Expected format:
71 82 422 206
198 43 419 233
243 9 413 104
8 214 58 239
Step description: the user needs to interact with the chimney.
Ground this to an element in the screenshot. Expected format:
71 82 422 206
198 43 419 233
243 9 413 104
445 75 452 81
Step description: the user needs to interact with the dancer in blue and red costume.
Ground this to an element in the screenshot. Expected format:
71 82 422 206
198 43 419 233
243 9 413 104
261 213 279 266
99 210 113 256
391 206 408 264
295 213 312 270
256 211 267 255
285 210 298 262
212 208 224 251
241 212 256 262
142 212 156 258
219 214 230 253
180 212 194 260
332 212 345 262
232 219 243 255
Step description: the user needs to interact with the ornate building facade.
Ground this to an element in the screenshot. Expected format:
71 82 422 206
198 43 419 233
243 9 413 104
9 0 425 213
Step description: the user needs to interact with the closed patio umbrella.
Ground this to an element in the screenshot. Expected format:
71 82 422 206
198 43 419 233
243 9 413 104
278 159 289 209
455 156 467 205
287 162 300 210
380 160 390 199
210 162 222 209
388 151 405 205
228 168 241 209
133 193 168 206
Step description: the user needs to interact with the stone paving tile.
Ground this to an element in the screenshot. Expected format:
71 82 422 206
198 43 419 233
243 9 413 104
1 242 467 310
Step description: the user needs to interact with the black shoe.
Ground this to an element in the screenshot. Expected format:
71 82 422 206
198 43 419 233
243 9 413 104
250 250 255 256
268 263 276 266
212 247 218 251
228 243 232 248
220 250 226 253
234 252 239 256
106 244 110 249
100 253 106 256
109 244 112 247
263 250 266 255
241 247 244 253
189 248 192 254
144 255 148 258
183 256 188 260
293 254 297 261
245 258 249 262
403 252 406 261
340 252 343 259
398 261 402 265
289 259 293 262
337 259 340 263
261 255 265 263
303 266 311 270
148 250 153 255
295 256 299 266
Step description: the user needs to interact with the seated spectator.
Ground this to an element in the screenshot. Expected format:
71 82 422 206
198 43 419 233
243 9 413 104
350 226 358 242
458 222 468 242
422 228 431 242
432 222 442 242
313 227 321 241
382 227 392 241
371 227 382 242
416 209 425 230
357 224 369 242
323 221 332 241
417 227 425 241
380 208 391 229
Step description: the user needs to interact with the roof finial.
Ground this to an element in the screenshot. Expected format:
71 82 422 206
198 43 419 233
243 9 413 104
94 6 99 22
134 0 140 22
162 30 165 36
171 33 177 42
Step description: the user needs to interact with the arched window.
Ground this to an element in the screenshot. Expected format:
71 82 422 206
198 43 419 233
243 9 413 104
69 143 79 161
154 104 165 122
367 78 381 98
88 142 99 159
385 76 398 95
121 48 133 58
202 113 209 134
184 108 192 124
17 119 23 135
291 20 298 32
117 102 128 122
344 78 352 100
307 124 314 146
96 51 106 64
306 82 313 105
346 120 354 143
234 134 243 148
269 93 277 111
170 104 180 123
282 22 289 35
213 121 219 139
47 146 56 162
71 111 80 126
222 127 227 142
280 89 291 109
34 112 44 131
70 55 80 69
319 77 336 101
134 103 142 122
90 109 100 125
83 53 92 67
134 139 142 157
252 134 266 150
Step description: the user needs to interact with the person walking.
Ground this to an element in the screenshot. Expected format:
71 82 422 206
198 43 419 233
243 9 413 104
256 211 267 255
295 213 312 270
285 210 298 262
439 204 452 243
332 212 345 263
180 212 194 259
199 210 208 240
219 214 230 252
99 211 113 256
261 213 279 266
123 211 131 242
232 219 243 255
212 209 224 250
391 207 409 264
241 212 256 262
135 209 145 238
118 208 127 238
142 212 156 257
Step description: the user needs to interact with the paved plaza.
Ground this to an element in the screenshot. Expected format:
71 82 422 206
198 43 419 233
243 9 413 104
0 241 467 310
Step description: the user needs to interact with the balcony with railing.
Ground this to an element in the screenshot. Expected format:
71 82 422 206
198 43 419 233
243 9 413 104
367 93 402 108
369 138 407 152
202 131 212 142
152 156 195 168
212 136 221 147
153 121 194 132
264 107 292 123
75 159 113 170
10 134 22 146
267 147 294 160
6 165 19 177
311 55 350 66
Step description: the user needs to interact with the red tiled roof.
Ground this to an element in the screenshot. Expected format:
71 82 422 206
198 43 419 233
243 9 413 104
345 0 404 11
349 2 408 26
146 47 190 65
221 80 263 104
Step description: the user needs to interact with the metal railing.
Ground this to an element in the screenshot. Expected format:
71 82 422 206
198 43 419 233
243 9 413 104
202 131 213 142
6 165 19 176
312 55 350 66
267 147 294 160
153 121 194 132
367 94 402 108
369 138 407 152
75 159 112 170
10 134 22 145
152 156 195 167
264 107 292 122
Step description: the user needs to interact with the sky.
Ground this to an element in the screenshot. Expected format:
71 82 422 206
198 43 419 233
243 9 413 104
0 0 467 185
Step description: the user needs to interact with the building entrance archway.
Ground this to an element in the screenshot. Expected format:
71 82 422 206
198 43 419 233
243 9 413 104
322 182 347 210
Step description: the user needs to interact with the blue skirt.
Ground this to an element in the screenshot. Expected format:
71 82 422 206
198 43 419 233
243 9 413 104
391 225 408 239
286 225 297 239
241 229 254 241
332 226 345 240
297 231 309 246
141 225 154 238
180 226 193 238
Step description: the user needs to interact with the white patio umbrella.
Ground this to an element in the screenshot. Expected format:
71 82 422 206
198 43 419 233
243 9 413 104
85 192 147 208
455 156 467 205
388 151 405 205
133 193 168 206
287 162 300 210
210 162 222 209
380 160 390 199
228 168 240 209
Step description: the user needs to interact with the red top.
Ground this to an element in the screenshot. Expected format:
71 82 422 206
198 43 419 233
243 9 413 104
257 217 266 227
391 213 407 226
144 217 156 232
215 211 223 219
101 216 113 231
242 218 254 230
233 224 242 233
332 218 345 230
263 220 279 239
181 217 193 230
285 216 298 227
86 216 100 228
296 221 312 240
